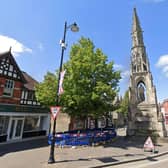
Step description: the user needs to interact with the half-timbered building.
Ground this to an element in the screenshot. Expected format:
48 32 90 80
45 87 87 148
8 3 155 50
0 50 50 143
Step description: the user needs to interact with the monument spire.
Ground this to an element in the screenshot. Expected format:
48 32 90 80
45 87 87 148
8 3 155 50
132 8 142 33
131 8 149 73
127 8 163 137
132 8 144 48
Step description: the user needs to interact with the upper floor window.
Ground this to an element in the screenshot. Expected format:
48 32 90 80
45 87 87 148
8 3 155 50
27 91 35 100
3 79 14 97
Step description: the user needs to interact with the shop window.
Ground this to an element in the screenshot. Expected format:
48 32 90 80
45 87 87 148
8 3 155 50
0 116 9 135
74 120 84 129
3 79 14 97
98 117 106 128
23 117 41 132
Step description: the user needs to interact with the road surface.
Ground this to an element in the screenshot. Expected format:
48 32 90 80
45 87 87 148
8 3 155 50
107 154 168 168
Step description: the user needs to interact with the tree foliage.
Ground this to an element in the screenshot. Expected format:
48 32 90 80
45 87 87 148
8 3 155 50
60 37 121 118
118 90 129 116
35 72 57 107
35 37 121 119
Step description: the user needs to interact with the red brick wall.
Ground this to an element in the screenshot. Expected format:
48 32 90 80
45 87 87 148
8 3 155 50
162 100 168 113
162 99 168 124
0 77 6 95
0 76 23 104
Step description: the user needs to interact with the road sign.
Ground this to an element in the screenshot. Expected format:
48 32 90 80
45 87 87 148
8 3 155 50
144 136 154 151
50 106 61 120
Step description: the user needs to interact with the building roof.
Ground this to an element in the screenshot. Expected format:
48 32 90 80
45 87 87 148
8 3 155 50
22 71 38 91
0 49 39 91
0 51 9 57
0 50 26 82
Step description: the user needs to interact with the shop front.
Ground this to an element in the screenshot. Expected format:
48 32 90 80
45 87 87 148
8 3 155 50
0 104 50 143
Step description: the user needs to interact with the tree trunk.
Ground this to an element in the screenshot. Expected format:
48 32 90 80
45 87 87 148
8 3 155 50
95 118 98 129
85 117 88 129
106 117 109 128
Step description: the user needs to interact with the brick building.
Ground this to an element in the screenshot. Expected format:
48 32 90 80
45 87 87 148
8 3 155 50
161 99 168 123
161 99 168 136
0 50 50 143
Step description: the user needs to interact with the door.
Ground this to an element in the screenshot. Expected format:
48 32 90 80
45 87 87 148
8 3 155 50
9 118 24 140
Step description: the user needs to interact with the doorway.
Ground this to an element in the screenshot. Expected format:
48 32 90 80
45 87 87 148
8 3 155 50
8 117 24 140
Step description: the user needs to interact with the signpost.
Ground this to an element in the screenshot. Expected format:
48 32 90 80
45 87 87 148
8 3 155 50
48 22 79 164
50 106 61 120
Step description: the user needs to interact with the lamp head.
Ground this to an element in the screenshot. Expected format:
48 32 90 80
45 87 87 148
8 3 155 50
70 22 79 32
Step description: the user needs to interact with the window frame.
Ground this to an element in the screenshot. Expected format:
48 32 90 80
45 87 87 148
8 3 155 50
0 116 9 135
3 79 15 97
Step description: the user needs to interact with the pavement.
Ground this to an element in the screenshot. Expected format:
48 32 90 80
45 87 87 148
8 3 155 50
1 128 168 168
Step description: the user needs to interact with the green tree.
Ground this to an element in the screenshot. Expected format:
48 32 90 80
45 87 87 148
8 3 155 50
35 72 57 107
119 90 129 117
35 37 121 127
60 37 121 122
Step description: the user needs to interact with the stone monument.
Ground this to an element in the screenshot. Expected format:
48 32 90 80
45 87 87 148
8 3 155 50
127 8 163 137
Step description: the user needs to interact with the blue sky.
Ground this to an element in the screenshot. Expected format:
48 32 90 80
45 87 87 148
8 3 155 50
0 0 168 102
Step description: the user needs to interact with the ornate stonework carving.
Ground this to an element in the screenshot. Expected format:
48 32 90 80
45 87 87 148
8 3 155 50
127 8 164 137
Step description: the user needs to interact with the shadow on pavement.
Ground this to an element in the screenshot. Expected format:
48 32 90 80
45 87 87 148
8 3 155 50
110 153 144 158
147 157 158 161
103 136 152 149
54 158 91 164
0 137 49 157
97 157 118 163
54 156 118 164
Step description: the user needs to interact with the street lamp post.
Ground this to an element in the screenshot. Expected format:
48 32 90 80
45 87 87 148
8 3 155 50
48 21 79 164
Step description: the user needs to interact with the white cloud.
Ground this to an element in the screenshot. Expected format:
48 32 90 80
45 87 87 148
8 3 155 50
163 65 168 72
156 55 168 77
113 64 123 70
113 63 130 80
156 55 168 67
0 35 32 56
121 70 130 79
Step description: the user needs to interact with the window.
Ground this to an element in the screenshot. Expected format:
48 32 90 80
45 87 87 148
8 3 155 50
23 117 41 132
24 91 28 99
9 65 13 71
0 116 9 135
21 91 25 99
3 79 14 97
27 92 35 100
